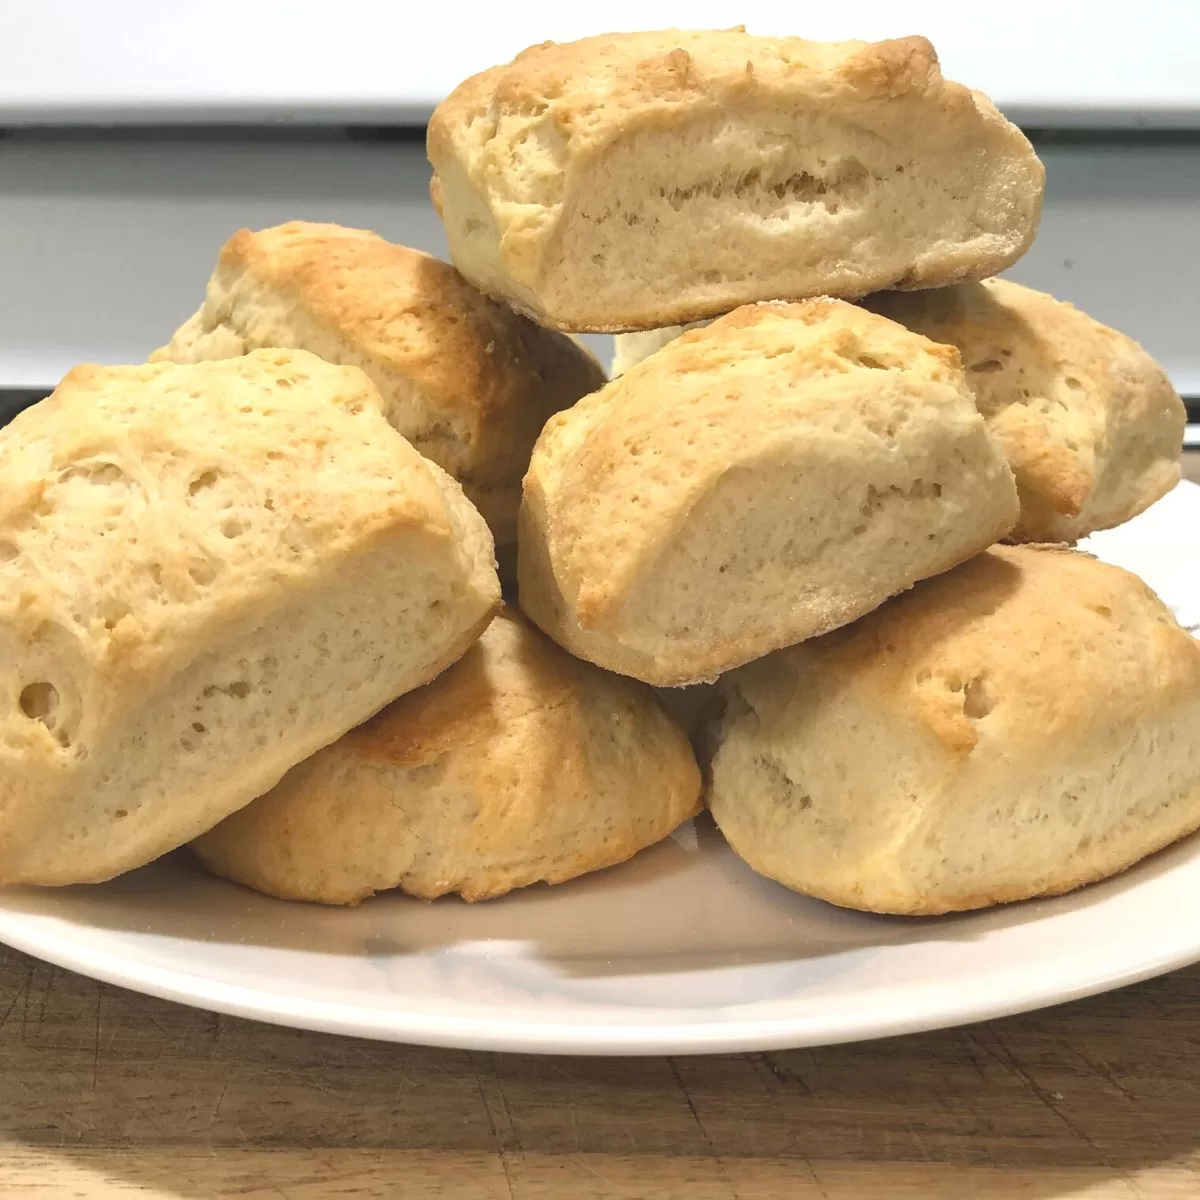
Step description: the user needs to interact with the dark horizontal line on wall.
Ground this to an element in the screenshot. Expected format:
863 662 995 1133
0 124 429 144
1023 126 1200 147
5 123 1200 147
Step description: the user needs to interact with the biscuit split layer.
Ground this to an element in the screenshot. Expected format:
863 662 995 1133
429 29 1044 331
519 299 1018 686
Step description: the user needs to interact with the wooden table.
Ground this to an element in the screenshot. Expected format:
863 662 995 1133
3 452 1199 1200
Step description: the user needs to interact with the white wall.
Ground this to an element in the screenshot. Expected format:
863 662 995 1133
3 0 1200 127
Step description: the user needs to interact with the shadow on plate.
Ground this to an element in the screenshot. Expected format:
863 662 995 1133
3 810 1195 984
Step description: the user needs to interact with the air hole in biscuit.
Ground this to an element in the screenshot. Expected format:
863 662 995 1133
1065 376 1083 391
915 667 932 683
962 674 995 720
101 603 130 631
19 681 59 726
20 681 70 746
275 377 293 389
62 461 126 487
202 679 252 701
860 485 884 517
970 359 1003 374
220 517 246 539
188 470 220 496
189 560 217 587
854 355 887 370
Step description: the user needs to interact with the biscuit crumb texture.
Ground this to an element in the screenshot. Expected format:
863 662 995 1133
863 279 1185 541
613 280 1185 544
429 30 1044 330
519 300 1018 685
705 545 1200 914
152 221 606 554
194 608 701 905
0 350 500 885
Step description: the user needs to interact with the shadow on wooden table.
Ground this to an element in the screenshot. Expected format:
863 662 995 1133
3 940 1200 1199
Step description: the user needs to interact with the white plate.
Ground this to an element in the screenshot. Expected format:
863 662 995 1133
1 483 1198 1056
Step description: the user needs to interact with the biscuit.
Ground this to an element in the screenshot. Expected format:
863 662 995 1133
519 299 1018 686
428 29 1043 331
193 608 701 904
703 545 1200 915
862 279 1186 540
151 221 606 560
0 350 500 885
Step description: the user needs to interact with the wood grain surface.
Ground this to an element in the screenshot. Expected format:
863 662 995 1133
3 451 1199 1200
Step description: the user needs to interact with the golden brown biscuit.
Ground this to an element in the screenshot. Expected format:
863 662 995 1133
704 545 1200 915
193 608 701 905
862 279 1185 540
429 29 1043 331
614 282 1185 541
0 350 499 886
519 299 1018 686
151 221 606 560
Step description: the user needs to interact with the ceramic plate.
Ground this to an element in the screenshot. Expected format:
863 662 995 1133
1 483 1198 1056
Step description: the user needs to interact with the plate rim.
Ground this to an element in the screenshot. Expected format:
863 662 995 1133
2 894 1200 1055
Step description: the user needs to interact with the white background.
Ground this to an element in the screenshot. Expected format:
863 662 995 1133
3 0 1200 126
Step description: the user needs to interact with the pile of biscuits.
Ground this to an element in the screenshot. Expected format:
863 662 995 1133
2 28 1198 919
